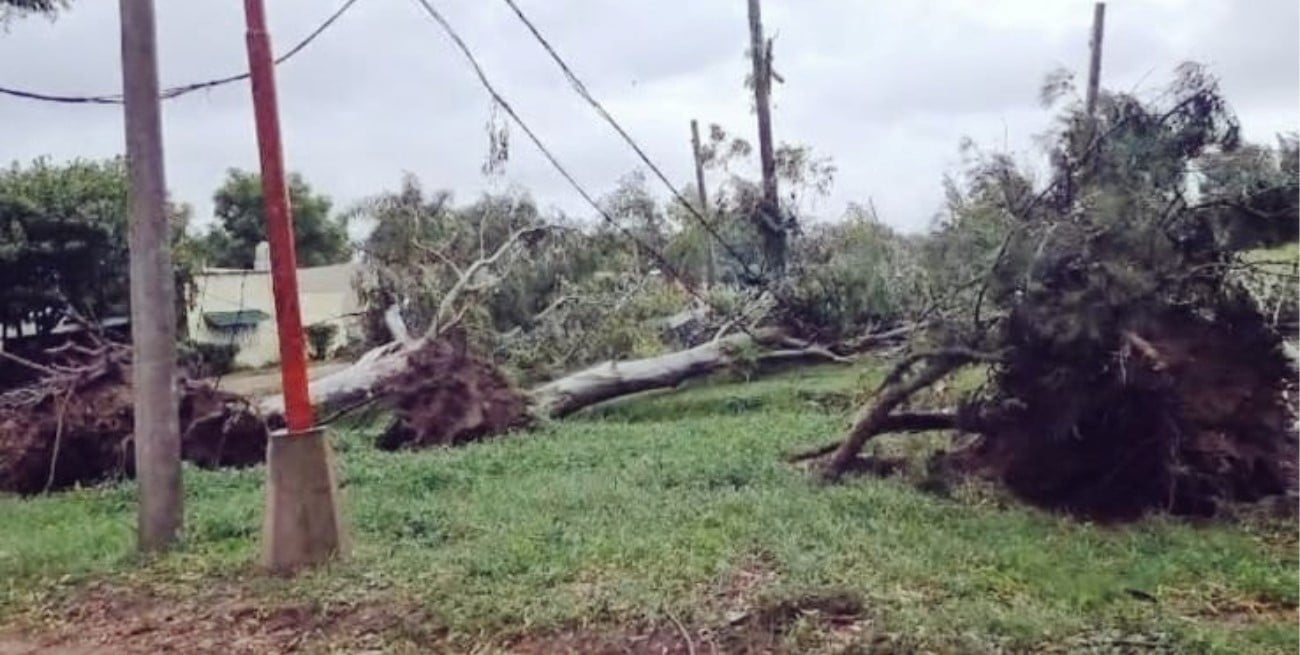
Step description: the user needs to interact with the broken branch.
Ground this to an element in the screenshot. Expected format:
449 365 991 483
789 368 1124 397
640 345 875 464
823 357 967 481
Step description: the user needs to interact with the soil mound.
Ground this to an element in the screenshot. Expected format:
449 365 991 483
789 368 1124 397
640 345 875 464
376 331 531 450
965 310 1297 520
0 366 266 495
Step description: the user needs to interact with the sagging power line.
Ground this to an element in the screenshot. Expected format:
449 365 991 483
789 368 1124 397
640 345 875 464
0 0 361 105
499 0 764 284
406 0 707 295
407 0 788 343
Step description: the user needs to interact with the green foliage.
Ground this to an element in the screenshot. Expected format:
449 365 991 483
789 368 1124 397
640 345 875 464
179 340 239 377
777 204 929 341
0 158 130 334
0 157 199 337
0 0 67 23
601 170 670 272
677 123 837 284
1197 133 1299 250
304 322 339 360
497 273 689 384
922 66 1297 350
351 176 666 371
1 365 1293 653
200 168 350 269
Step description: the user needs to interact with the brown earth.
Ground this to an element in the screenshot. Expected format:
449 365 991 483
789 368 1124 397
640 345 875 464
1 580 878 655
1 581 441 655
961 310 1299 521
376 331 532 451
0 369 267 495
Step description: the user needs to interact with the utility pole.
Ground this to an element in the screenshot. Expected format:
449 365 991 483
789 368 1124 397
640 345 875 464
746 0 783 277
690 119 715 288
1085 2 1106 117
119 0 182 553
243 0 345 572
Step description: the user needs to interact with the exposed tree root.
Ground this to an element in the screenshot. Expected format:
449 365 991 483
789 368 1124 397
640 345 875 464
0 368 265 495
813 312 1298 521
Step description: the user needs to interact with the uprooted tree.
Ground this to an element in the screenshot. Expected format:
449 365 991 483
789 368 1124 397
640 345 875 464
808 65 1298 520
0 128 899 492
267 178 873 447
258 147 901 447
0 329 266 494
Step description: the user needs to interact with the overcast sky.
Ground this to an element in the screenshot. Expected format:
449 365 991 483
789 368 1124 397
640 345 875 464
1 0 1296 234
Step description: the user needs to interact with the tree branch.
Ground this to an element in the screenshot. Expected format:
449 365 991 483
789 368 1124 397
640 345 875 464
425 225 548 338
0 349 57 376
823 357 969 481
787 410 966 462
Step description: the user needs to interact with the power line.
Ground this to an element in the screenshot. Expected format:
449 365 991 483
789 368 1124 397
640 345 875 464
406 0 703 294
499 0 763 283
0 0 362 105
407 0 783 342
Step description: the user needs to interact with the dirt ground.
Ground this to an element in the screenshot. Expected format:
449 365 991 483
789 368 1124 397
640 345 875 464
1 581 440 655
214 361 351 398
0 565 874 655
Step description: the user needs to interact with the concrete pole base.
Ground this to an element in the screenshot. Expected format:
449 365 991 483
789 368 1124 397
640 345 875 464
261 427 347 573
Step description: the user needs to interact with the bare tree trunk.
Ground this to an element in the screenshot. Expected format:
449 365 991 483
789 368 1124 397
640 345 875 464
531 329 782 418
747 0 784 275
788 411 963 462
690 119 715 288
1085 3 1106 117
120 0 182 553
262 327 854 422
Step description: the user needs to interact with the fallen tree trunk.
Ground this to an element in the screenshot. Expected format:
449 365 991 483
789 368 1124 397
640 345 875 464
531 328 814 418
262 326 854 431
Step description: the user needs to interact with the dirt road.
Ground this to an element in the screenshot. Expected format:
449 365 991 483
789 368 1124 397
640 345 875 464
212 361 350 398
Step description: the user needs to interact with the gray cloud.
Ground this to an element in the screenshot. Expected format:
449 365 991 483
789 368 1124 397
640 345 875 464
0 0 1295 235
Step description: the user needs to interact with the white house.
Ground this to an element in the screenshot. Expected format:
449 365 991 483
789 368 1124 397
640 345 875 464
188 243 362 369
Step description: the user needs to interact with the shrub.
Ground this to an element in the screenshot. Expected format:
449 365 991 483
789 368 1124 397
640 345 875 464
180 340 239 377
305 322 339 361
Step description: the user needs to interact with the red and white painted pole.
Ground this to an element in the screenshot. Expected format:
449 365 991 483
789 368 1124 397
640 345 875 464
242 0 313 432
242 0 345 572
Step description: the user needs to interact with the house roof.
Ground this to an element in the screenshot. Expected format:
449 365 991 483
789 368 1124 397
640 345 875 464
203 309 270 329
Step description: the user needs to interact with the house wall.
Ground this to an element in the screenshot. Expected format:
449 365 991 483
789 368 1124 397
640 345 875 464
188 263 360 370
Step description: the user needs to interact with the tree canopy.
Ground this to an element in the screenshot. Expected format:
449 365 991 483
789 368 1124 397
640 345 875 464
0 0 67 25
200 169 350 269
0 157 196 338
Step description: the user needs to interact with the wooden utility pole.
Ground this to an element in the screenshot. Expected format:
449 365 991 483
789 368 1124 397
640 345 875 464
746 0 784 276
690 119 715 288
119 0 182 552
1085 2 1106 117
243 0 345 573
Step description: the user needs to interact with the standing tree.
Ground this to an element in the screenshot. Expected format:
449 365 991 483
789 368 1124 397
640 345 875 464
0 0 68 22
200 168 350 269
0 157 199 340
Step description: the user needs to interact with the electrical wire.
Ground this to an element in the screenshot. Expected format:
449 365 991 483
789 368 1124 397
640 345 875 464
407 0 702 294
499 0 763 283
0 0 363 105
407 0 776 339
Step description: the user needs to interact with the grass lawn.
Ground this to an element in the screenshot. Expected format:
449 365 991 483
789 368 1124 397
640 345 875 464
1 363 1295 653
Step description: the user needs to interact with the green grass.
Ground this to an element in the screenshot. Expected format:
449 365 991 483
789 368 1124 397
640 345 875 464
1246 242 1300 265
1 363 1295 653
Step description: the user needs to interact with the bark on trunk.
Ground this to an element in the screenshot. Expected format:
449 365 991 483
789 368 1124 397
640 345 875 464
530 329 786 419
261 327 849 423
